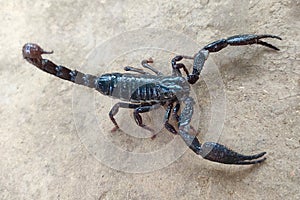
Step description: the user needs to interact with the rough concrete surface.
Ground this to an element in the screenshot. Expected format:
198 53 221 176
1 0 299 199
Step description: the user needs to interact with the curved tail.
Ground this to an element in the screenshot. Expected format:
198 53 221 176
22 43 97 89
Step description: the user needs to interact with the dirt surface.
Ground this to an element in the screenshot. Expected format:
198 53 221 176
1 0 299 199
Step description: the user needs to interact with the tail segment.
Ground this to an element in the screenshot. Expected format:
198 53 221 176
22 43 97 89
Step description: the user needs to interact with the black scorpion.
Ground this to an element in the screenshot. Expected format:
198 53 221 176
22 34 282 165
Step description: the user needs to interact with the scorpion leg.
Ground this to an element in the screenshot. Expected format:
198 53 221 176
178 97 266 165
171 55 194 77
164 101 197 136
123 58 163 76
123 66 151 75
141 58 163 76
110 102 161 138
164 102 178 135
171 55 204 84
109 102 141 132
172 101 180 122
133 103 161 138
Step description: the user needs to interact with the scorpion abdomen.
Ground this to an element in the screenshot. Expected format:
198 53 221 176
96 73 189 103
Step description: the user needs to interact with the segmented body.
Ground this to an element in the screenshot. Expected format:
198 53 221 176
22 33 281 165
32 59 190 104
96 73 190 103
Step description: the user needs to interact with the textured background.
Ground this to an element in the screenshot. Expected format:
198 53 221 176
1 0 299 199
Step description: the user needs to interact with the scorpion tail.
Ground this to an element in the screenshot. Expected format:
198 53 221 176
22 43 97 89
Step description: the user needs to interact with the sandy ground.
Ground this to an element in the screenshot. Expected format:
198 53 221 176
1 0 299 199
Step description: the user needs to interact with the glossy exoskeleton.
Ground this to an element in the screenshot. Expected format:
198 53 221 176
22 34 282 165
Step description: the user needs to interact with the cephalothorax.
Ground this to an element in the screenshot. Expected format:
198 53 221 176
23 34 281 165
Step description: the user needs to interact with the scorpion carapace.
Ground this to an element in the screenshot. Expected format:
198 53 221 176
23 34 282 165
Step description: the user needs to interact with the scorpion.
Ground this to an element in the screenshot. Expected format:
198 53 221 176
22 34 282 165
